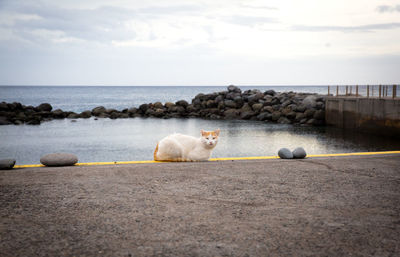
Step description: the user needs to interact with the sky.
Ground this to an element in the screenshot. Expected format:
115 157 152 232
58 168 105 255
0 0 399 86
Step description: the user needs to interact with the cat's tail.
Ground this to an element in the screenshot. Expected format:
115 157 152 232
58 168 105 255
153 142 159 161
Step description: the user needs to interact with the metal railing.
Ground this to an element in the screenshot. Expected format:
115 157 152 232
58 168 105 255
328 85 399 98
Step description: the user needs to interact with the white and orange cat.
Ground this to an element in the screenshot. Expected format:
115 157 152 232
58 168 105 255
154 129 220 162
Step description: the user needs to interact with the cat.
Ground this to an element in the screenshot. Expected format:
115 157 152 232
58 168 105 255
154 129 220 162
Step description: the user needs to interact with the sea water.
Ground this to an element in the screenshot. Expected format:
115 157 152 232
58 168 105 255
0 86 398 164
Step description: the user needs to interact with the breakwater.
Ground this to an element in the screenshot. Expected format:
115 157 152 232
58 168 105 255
0 85 326 126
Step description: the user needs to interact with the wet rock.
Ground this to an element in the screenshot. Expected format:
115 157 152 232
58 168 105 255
304 109 316 118
40 153 78 167
0 159 16 169
261 106 274 113
286 112 297 120
139 104 149 114
128 107 138 115
92 106 106 116
153 102 163 109
296 104 307 113
278 148 293 159
26 117 41 125
67 113 80 119
293 147 307 159
241 103 252 112
206 100 217 108
153 108 165 117
164 102 175 109
37 103 53 112
0 102 8 111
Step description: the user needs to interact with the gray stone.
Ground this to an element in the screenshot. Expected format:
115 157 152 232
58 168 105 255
79 111 92 118
0 159 16 169
224 100 237 109
292 147 307 159
223 109 240 119
277 117 291 124
240 111 255 120
271 111 281 121
175 100 189 108
40 153 78 167
278 148 293 159
264 89 276 96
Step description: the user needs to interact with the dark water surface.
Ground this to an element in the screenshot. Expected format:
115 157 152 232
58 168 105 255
1 118 398 165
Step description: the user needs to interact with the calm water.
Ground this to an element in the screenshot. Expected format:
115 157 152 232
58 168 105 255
1 118 399 165
0 85 399 164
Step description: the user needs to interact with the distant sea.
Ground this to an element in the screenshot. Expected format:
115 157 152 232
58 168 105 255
0 85 329 112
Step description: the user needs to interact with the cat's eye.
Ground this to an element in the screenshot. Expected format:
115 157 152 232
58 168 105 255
212 137 216 140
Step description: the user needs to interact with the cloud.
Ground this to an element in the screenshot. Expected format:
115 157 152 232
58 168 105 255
376 5 400 13
292 22 400 32
224 15 277 27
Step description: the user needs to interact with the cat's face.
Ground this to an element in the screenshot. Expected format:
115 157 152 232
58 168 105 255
200 129 220 148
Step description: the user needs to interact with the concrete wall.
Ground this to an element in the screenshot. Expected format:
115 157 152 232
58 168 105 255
326 97 400 137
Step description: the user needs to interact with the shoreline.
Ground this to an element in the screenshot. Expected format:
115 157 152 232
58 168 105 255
0 85 326 126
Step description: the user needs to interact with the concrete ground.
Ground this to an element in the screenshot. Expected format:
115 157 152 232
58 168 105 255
1 154 400 257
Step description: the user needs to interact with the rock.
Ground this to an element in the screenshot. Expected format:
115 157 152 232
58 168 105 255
313 110 325 120
92 106 106 116
40 153 78 167
286 111 297 120
52 109 66 119
153 108 165 117
241 103 252 112
264 90 276 96
277 117 291 124
251 103 263 112
37 103 53 112
67 113 80 119
295 113 305 122
292 147 307 159
296 104 307 112
0 116 12 125
139 104 149 113
153 102 163 109
175 100 189 108
0 159 16 169
223 109 240 119
302 95 317 108
79 111 91 118
227 85 241 93
206 100 217 108
271 111 281 121
0 102 9 111
261 106 274 113
128 107 138 115
257 112 271 121
240 111 255 120
304 109 316 118
248 93 263 104
164 102 175 109
26 118 41 125
316 101 325 110
233 96 244 108
224 100 237 109
278 148 293 159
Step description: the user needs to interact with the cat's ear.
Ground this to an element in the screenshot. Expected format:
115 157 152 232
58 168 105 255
215 129 220 136
200 129 205 136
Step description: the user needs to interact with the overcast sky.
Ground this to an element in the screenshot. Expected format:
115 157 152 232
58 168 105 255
0 0 399 86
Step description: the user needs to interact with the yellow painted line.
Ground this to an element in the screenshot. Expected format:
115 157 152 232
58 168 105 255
12 150 400 168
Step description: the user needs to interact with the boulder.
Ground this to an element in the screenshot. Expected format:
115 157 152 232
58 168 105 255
292 147 307 159
67 113 80 119
153 102 163 109
264 90 276 96
241 103 252 112
271 111 281 121
139 104 149 113
164 102 175 109
37 103 53 112
175 100 189 108
0 116 12 125
224 100 237 109
79 111 91 118
92 106 106 116
40 153 78 167
302 95 317 108
277 117 291 124
240 111 255 120
257 112 271 121
52 109 66 119
278 148 293 159
251 103 263 112
227 85 241 93
223 109 240 119
0 159 16 170
304 109 316 118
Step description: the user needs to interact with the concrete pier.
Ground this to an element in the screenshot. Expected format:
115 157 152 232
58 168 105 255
1 154 400 256
325 96 400 137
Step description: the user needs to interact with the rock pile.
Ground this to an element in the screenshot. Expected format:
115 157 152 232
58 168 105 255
0 85 326 126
